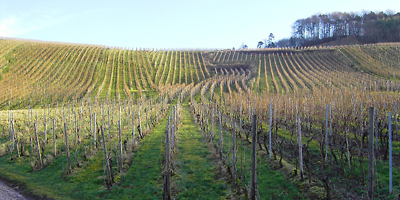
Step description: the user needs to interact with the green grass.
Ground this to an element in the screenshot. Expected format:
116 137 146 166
101 110 170 199
210 118 302 199
258 62 268 93
99 50 115 98
110 50 119 99
173 103 229 199
91 49 109 98
270 62 285 93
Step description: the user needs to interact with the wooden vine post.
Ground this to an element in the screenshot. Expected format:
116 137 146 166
34 112 43 167
394 101 398 138
389 112 393 194
118 106 123 172
53 118 56 156
64 118 71 174
132 110 135 143
138 111 143 139
11 112 14 152
346 128 351 170
163 116 171 200
93 113 96 148
75 112 78 145
211 108 214 141
325 104 329 162
368 107 374 200
44 114 47 143
298 115 304 181
232 122 236 188
250 114 257 200
146 103 149 131
269 100 272 159
219 111 223 158
239 104 242 130
171 105 174 148
89 107 92 141
101 126 112 188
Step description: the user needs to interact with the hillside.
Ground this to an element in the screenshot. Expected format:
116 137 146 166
0 38 399 199
1 39 400 109
0 39 211 109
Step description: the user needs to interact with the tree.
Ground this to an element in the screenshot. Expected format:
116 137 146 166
257 41 264 48
267 33 276 48
276 38 290 47
262 38 268 48
288 10 400 46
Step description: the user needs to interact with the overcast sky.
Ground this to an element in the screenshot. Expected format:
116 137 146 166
1 0 399 49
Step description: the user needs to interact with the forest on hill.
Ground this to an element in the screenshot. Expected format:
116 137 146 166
275 10 400 47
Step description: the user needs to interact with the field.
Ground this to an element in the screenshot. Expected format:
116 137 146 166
0 38 399 199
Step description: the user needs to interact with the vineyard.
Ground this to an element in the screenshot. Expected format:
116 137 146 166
0 37 399 199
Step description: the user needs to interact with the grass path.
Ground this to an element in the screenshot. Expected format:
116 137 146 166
173 104 229 199
102 113 169 199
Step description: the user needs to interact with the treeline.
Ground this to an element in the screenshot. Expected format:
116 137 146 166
276 11 400 47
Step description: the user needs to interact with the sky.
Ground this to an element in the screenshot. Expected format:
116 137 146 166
0 0 399 49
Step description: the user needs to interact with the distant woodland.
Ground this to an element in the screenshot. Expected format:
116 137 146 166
276 11 400 47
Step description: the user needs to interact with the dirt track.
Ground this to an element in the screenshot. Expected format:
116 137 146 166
0 180 26 200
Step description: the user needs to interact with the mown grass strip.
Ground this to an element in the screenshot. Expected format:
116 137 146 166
101 112 170 199
173 104 229 199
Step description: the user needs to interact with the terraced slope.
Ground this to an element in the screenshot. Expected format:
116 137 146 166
0 40 208 110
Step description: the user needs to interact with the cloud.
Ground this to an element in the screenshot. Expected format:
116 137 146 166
0 16 23 37
0 8 107 38
0 12 74 38
0 15 50 38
